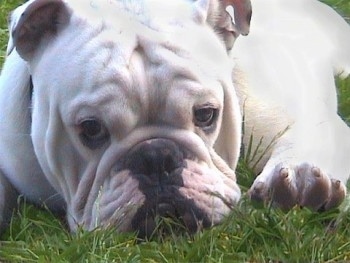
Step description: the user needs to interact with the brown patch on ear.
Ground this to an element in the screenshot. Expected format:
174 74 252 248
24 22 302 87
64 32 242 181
202 0 251 50
229 0 252 36
12 0 70 60
217 0 252 49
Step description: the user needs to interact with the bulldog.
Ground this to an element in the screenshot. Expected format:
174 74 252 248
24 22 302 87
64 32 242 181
0 0 349 237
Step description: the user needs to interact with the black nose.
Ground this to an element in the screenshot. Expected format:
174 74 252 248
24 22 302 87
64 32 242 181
125 139 211 238
123 139 185 185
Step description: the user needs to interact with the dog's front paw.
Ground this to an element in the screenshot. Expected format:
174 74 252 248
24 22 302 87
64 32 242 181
248 163 346 211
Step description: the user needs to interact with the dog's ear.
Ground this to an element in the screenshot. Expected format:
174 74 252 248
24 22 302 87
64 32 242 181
194 0 252 50
214 81 242 170
8 0 71 61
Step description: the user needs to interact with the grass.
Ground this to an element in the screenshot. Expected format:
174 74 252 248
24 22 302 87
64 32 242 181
0 0 350 262
1 196 350 262
0 0 19 66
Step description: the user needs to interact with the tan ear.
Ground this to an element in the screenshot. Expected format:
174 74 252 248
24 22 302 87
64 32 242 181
194 0 252 50
10 0 71 60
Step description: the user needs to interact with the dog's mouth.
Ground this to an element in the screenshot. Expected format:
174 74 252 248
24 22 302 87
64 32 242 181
113 138 224 237
130 188 212 238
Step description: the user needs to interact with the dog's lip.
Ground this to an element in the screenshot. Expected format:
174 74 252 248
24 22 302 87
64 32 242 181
150 198 179 218
157 202 176 216
131 193 212 237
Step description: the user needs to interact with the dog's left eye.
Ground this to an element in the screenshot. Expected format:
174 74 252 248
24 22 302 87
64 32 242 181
79 119 110 149
194 107 218 128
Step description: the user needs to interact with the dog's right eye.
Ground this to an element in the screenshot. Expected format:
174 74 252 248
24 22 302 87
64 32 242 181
193 107 218 129
79 119 110 149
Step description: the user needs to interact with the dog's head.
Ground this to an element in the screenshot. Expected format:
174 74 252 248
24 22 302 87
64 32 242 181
8 0 251 236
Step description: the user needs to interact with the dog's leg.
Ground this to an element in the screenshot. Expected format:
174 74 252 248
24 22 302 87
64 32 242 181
239 84 350 211
233 0 350 210
248 115 350 211
0 170 18 234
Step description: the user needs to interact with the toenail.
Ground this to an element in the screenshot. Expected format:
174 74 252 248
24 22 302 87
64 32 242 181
335 180 341 189
279 168 289 178
254 182 265 191
311 167 321 177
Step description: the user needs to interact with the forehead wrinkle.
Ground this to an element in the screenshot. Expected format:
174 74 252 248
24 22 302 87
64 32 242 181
140 40 220 101
62 54 135 126
71 29 138 96
127 47 151 122
134 40 223 127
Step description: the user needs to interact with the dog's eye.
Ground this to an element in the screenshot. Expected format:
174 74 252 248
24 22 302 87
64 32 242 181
79 119 109 149
194 107 218 128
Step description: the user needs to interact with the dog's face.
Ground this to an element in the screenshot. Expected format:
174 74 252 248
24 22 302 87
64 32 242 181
9 0 251 235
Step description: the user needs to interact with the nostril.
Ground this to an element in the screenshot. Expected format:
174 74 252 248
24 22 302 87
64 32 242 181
163 151 179 174
142 149 159 176
124 139 184 179
140 147 179 176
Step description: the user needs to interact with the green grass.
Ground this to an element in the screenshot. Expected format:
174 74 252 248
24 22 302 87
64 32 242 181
1 195 350 262
0 0 350 262
321 0 350 124
1 196 350 262
0 0 19 66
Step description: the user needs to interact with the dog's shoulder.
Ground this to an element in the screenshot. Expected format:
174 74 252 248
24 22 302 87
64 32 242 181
0 50 32 131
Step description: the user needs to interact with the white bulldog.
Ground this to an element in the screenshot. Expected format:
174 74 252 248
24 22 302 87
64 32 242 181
0 0 349 237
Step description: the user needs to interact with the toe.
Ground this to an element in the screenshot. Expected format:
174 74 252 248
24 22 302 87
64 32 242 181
270 167 298 210
249 163 346 212
324 179 346 210
298 165 332 210
248 181 268 204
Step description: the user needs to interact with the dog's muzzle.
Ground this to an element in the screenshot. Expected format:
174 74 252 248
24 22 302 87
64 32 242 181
117 138 211 237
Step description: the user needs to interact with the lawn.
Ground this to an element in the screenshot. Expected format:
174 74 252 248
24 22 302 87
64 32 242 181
0 0 350 262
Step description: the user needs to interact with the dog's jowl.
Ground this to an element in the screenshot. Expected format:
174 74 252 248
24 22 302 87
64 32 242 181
0 0 349 236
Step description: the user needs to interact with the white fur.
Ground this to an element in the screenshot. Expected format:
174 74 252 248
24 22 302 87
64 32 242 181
234 0 350 210
0 0 349 232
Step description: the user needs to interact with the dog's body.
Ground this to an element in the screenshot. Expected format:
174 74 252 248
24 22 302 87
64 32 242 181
235 0 350 210
0 0 349 235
